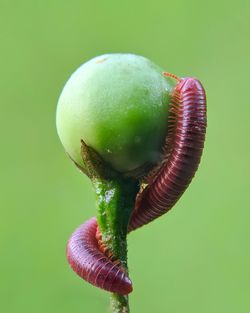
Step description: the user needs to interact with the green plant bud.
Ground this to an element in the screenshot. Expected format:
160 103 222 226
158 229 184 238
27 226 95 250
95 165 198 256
56 53 175 174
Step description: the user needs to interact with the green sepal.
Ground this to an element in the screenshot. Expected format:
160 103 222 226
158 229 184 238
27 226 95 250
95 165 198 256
73 139 118 179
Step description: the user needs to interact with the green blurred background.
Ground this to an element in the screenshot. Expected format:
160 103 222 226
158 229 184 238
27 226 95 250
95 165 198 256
1 0 249 312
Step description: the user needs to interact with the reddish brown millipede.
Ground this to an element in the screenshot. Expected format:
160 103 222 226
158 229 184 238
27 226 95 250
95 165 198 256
129 74 207 230
66 73 207 295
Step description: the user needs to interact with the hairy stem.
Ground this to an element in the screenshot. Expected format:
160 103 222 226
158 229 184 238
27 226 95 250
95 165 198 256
93 178 139 313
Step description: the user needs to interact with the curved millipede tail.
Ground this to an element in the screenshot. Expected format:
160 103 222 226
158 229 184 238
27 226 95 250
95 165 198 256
67 217 133 295
129 76 207 231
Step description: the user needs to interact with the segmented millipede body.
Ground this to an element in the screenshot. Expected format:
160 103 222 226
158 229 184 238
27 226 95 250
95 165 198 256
128 76 207 231
67 217 132 295
66 74 207 295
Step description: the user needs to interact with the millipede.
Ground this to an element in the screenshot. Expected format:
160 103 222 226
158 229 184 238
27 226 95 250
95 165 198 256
66 73 207 295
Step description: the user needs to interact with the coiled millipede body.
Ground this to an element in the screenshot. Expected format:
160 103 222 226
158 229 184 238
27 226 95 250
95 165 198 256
67 217 132 295
66 74 207 295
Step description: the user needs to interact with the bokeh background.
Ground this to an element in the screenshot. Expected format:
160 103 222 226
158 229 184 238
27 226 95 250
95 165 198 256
1 0 249 312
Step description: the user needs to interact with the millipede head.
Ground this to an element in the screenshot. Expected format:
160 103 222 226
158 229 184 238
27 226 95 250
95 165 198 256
176 77 204 93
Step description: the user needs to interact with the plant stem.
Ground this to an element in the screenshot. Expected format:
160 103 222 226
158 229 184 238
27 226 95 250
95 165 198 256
93 178 139 313
110 294 129 313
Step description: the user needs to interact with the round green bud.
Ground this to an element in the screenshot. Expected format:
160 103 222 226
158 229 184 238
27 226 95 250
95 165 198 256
56 53 175 175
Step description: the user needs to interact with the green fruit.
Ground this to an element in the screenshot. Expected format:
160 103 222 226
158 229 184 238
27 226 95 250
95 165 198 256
56 53 175 174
